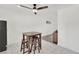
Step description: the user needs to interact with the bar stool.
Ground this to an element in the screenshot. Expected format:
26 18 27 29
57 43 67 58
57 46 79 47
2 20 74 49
20 32 41 54
20 34 31 54
33 34 41 53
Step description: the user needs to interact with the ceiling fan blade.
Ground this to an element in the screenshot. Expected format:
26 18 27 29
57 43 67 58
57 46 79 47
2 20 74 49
19 5 32 10
37 6 48 10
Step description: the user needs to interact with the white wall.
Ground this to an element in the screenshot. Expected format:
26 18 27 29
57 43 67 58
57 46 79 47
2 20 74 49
0 5 57 45
58 5 79 52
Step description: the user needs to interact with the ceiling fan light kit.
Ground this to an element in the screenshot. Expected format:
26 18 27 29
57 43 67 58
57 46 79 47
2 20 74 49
32 9 37 14
18 4 48 15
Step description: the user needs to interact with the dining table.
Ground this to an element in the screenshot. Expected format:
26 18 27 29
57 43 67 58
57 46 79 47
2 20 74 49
21 32 42 53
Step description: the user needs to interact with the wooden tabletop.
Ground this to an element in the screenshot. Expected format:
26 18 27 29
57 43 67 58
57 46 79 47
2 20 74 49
23 32 41 36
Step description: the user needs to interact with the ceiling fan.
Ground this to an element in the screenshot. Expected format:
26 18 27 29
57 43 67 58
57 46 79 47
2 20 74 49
18 4 48 15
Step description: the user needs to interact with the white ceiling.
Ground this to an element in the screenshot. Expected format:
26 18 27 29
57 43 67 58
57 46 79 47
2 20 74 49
0 4 78 15
0 4 76 10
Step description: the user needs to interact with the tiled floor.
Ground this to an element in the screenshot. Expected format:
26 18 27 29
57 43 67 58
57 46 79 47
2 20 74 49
0 40 78 54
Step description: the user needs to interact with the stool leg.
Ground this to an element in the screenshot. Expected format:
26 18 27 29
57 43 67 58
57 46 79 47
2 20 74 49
30 38 33 53
22 34 26 54
39 34 41 49
34 39 37 50
20 43 22 52
23 43 25 54
20 39 23 52
33 38 37 54
33 45 35 54
38 39 40 53
27 37 32 54
27 47 30 54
